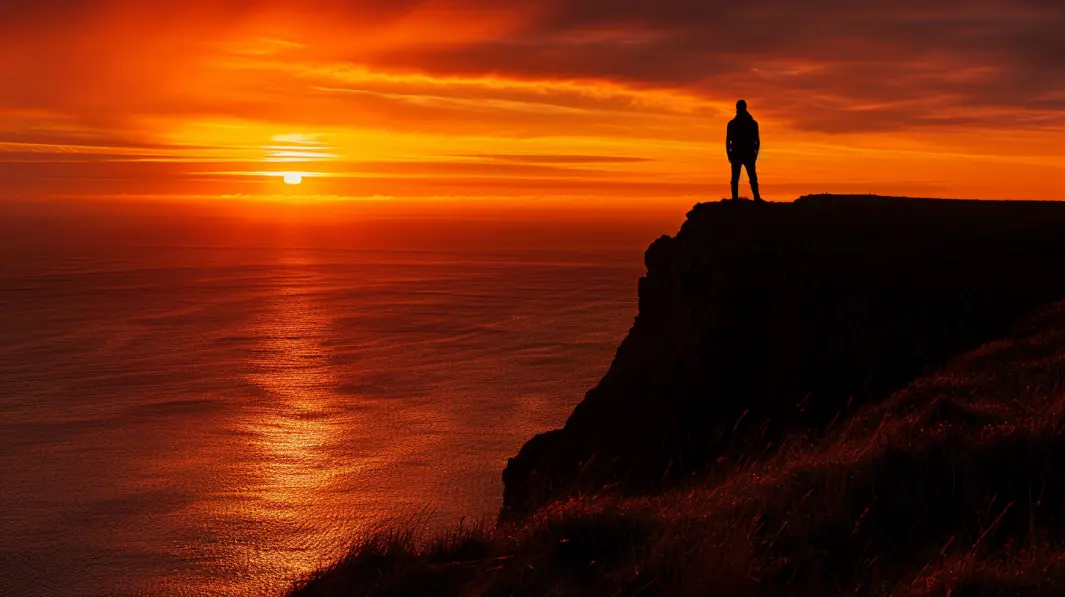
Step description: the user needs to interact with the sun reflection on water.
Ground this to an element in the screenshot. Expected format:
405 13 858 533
230 254 356 587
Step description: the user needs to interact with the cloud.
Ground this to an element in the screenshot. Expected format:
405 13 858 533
458 154 652 164
0 0 1062 200
357 0 1065 133
214 5 1065 137
6 0 1062 133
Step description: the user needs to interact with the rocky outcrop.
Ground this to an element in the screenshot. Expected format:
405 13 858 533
501 195 1065 521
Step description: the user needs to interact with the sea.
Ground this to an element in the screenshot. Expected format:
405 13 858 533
0 199 679 596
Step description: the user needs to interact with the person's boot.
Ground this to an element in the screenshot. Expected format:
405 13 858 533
730 181 739 201
751 182 764 203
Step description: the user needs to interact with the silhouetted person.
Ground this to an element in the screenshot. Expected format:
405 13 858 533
727 99 762 202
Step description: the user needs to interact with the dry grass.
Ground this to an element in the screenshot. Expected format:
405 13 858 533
290 303 1065 596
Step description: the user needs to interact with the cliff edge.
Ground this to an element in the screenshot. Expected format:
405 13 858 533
501 195 1065 520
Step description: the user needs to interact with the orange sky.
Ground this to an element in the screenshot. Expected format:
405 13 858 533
1 0 1063 208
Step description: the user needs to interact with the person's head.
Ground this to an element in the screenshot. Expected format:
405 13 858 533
736 99 748 114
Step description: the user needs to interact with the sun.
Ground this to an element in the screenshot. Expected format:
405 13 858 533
283 172 303 185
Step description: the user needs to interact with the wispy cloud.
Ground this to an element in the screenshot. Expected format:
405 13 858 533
0 0 1062 201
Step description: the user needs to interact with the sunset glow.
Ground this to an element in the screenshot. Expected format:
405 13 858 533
5 3 1065 595
1 1 1062 205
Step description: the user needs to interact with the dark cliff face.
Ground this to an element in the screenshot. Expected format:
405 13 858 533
501 196 1065 521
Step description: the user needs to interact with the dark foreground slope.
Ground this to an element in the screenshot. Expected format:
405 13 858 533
502 196 1065 519
289 195 1065 596
291 300 1065 596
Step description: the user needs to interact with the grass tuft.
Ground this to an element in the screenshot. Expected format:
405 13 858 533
290 303 1065 596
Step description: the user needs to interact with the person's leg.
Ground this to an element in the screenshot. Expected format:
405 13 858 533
730 160 742 200
745 160 762 201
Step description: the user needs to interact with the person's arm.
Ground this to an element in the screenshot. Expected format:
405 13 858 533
752 121 761 157
726 122 734 160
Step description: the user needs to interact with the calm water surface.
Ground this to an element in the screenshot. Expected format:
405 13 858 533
0 208 653 596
